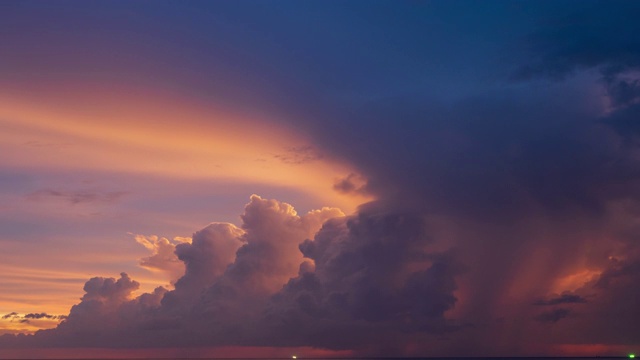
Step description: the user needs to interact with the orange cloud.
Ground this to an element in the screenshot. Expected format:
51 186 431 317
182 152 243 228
0 83 370 214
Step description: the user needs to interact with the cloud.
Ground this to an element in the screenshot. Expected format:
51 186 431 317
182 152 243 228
0 196 348 348
80 272 140 305
23 313 67 320
3 3 640 355
512 3 640 82
512 3 640 114
264 207 464 351
605 73 640 108
134 234 189 282
169 223 244 303
522 251 640 346
1 313 18 320
0 196 464 353
333 173 368 195
175 195 345 337
27 189 128 205
275 16 640 351
533 294 587 306
1 312 67 328
274 146 323 165
535 308 571 323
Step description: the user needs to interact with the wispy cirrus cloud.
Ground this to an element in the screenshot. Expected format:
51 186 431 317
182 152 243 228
274 145 323 165
27 189 128 205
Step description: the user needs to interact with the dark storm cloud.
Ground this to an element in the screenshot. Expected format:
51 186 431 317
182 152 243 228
527 253 640 345
315 85 639 224
263 207 463 351
513 2 640 81
267 1 640 353
605 102 640 138
595 256 640 290
606 76 640 108
533 294 587 306
492 6 640 345
535 308 571 323
513 2 640 114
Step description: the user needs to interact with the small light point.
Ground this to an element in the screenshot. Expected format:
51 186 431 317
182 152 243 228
629 354 635 359
292 356 297 359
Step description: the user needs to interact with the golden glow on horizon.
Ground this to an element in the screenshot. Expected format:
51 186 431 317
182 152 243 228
0 312 64 335
0 264 106 315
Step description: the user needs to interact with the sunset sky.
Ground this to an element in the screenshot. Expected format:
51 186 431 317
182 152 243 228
1 0 640 358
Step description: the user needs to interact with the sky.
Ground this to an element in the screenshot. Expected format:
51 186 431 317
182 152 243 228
1 0 640 358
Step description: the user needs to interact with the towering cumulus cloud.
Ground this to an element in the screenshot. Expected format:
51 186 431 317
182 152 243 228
264 207 463 353
0 196 464 354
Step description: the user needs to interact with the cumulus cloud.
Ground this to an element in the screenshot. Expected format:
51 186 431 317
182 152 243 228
0 195 469 354
0 196 350 348
6 168 640 355
263 207 463 352
134 234 189 282
168 222 244 304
